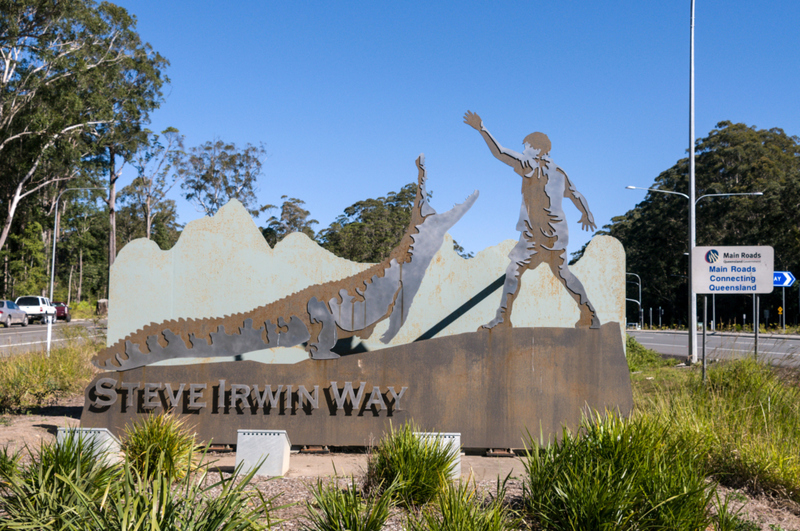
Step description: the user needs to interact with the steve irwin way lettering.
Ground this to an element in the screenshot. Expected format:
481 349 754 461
91 379 408 415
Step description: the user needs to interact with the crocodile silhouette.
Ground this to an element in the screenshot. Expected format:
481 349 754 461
93 155 479 371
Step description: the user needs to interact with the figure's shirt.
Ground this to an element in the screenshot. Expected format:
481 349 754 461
514 155 570 251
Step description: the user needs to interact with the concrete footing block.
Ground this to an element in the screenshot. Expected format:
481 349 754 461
57 427 122 463
235 430 291 477
416 432 461 478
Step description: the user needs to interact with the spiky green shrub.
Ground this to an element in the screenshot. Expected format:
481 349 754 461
303 476 398 531
81 451 278 531
409 477 518 531
366 422 458 507
122 410 199 480
0 431 120 529
0 445 20 489
523 411 715 530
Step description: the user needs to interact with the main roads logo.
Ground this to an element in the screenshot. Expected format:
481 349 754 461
705 249 720 263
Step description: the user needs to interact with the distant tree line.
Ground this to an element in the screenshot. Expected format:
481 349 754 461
578 121 800 328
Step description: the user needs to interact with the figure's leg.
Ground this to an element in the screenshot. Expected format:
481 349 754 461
548 252 600 329
482 235 537 330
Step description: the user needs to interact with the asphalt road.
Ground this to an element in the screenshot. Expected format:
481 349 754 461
0 319 106 357
629 329 800 367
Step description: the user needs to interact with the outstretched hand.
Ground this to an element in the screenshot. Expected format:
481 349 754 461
463 110 482 130
579 214 597 232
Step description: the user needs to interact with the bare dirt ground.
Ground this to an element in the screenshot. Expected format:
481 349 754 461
1 396 800 530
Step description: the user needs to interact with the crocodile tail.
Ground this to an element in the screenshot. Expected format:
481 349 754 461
380 158 479 343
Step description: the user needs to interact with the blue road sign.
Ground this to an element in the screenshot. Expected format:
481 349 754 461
773 271 796 287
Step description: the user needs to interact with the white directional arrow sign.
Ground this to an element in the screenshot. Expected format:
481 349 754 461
773 271 796 287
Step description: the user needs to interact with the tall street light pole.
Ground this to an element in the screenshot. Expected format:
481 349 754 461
626 185 762 363
47 187 107 356
689 0 697 366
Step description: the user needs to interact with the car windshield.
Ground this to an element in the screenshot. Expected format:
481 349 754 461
54 302 65 307
17 297 39 306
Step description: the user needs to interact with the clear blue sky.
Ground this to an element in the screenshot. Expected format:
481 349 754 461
113 0 800 256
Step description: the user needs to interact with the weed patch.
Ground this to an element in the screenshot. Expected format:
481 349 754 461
0 341 99 411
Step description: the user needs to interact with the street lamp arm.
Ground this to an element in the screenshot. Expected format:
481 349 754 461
695 192 763 205
625 186 689 200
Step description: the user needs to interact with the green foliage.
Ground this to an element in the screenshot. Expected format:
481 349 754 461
317 183 418 263
626 334 677 371
637 358 800 502
0 436 277 531
0 341 98 411
0 430 121 529
121 410 199 480
522 411 715 530
366 421 459 508
0 0 168 256
6 220 48 298
263 196 318 247
0 446 20 488
303 477 397 531
408 478 518 531
81 452 277 531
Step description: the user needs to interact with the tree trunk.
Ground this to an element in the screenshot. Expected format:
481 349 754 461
0 185 23 255
108 148 118 268
145 198 152 240
67 264 74 306
78 248 83 302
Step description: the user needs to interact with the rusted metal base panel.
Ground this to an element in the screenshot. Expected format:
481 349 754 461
80 323 632 449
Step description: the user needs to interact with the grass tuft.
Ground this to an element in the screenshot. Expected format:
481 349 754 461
522 410 716 530
303 476 397 531
626 334 677 371
366 421 458 508
121 409 199 480
409 477 519 531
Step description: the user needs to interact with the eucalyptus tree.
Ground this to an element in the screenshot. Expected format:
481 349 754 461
180 139 273 218
261 195 317 247
0 0 168 260
123 127 185 240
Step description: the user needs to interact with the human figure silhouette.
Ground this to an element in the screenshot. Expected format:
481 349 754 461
464 111 600 329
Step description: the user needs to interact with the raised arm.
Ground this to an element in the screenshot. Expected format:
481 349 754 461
561 168 596 232
463 111 524 168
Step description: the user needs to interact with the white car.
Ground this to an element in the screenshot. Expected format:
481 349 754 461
0 300 28 327
15 296 57 324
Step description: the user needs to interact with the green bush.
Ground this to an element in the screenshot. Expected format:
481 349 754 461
409 478 518 531
0 431 121 529
0 342 98 411
626 334 676 371
84 452 278 531
366 421 459 507
122 410 199 480
522 411 716 530
0 445 20 489
71 300 97 319
304 476 397 531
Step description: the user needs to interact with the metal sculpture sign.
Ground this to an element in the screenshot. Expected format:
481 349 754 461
81 118 633 449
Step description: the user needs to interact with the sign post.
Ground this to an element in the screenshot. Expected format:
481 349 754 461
773 271 795 331
693 246 774 364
